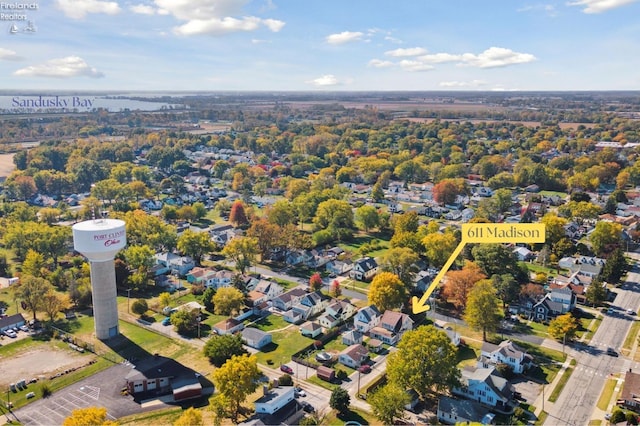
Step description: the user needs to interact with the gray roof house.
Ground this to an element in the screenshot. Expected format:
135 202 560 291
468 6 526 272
453 366 513 411
242 328 272 350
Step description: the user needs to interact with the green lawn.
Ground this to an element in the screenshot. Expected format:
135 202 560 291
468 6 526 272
514 339 566 384
254 326 315 366
456 344 479 368
323 408 377 426
597 376 618 411
622 319 640 355
250 314 289 332
548 366 574 402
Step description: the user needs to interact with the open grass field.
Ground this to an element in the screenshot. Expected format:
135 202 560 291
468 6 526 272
254 326 315 367
0 152 15 178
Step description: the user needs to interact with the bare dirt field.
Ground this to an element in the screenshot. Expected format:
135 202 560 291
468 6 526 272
0 345 91 388
0 152 15 178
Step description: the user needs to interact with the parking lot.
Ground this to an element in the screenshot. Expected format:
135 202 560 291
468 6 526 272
11 363 171 425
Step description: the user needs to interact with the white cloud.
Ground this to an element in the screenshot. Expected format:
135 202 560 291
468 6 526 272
368 59 393 68
154 0 284 36
567 0 638 13
55 0 121 19
307 75 339 86
517 4 558 16
460 47 536 68
417 53 462 64
326 31 364 45
384 35 403 44
130 4 157 15
0 48 23 61
439 80 487 87
399 60 434 72
14 56 105 78
385 47 428 57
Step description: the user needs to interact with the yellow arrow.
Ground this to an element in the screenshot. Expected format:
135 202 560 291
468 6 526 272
411 223 546 314
412 240 465 314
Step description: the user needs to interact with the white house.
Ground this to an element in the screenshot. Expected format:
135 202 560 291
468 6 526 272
453 366 513 411
353 305 381 334
478 340 533 374
154 252 195 276
326 260 353 276
338 344 369 369
272 288 308 312
349 257 379 281
241 328 272 350
299 321 323 338
254 280 284 299
342 330 364 346
317 300 356 329
213 318 244 336
437 396 495 425
369 311 413 345
254 386 295 415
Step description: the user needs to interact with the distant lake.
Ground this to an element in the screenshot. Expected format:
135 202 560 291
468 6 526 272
0 95 185 113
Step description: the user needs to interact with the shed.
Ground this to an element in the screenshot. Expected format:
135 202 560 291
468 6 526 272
316 366 336 382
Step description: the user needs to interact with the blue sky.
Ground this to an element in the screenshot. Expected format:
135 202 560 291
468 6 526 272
0 0 639 91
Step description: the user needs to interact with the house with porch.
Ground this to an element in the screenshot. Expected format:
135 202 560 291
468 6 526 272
272 288 308 312
349 257 379 281
369 310 413 345
317 300 356 329
353 305 381 334
478 340 533 374
453 366 514 411
154 252 195 276
338 344 369 369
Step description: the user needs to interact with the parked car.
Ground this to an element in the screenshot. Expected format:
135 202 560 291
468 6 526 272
161 317 171 326
294 386 306 397
606 347 618 357
4 329 17 338
280 365 294 374
627 309 635 315
300 401 315 413
358 364 371 374
19 325 30 332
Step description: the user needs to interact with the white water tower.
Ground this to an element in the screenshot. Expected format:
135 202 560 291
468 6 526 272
72 218 126 340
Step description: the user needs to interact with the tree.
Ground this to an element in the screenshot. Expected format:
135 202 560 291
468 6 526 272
355 205 380 232
13 275 52 321
464 279 502 341
309 273 323 292
313 199 355 241
601 248 628 284
173 407 203 426
229 200 249 227
177 230 216 265
329 387 350 415
610 409 626 424
423 231 458 268
278 374 293 386
247 218 281 261
471 244 528 283
203 334 247 367
170 308 200 335
590 221 623 256
131 299 148 316
329 280 341 297
368 272 406 312
41 289 69 321
585 279 607 306
491 274 521 309
202 286 216 312
213 287 245 316
124 244 154 279
158 292 172 309
443 261 486 310
392 210 419 233
222 236 258 274
266 199 296 227
212 354 261 423
371 182 385 202
22 249 47 278
378 247 419 288
432 178 467 206
63 407 117 426
548 313 579 342
369 383 410 425
387 325 460 399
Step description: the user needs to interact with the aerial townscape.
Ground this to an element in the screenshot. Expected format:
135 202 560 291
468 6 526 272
2 1 640 426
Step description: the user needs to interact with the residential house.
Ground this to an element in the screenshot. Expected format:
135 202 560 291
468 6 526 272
353 305 381 334
619 370 640 411
531 294 565 322
186 267 233 289
209 224 238 247
285 250 313 267
254 386 295 415
299 321 322 338
349 257 379 281
342 330 364 346
414 269 437 293
0 313 26 332
272 288 308 312
338 344 369 369
326 260 353 276
513 246 534 262
437 396 496 425
254 280 284 300
213 318 244 336
317 300 356 329
241 328 272 350
453 366 513 411
369 310 414 345
558 256 605 278
154 252 195 276
548 286 576 313
282 309 304 324
478 340 533 374
286 292 328 323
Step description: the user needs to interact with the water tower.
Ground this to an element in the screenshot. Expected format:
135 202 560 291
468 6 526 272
72 218 126 340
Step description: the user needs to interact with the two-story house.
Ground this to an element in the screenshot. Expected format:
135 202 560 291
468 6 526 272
154 252 195 277
453 366 513 411
285 292 328 323
317 300 356 329
254 280 284 300
369 310 414 345
353 305 381 334
478 340 533 374
272 288 308 312
349 257 379 281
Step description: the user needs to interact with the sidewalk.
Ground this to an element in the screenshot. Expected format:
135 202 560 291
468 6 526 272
532 356 572 421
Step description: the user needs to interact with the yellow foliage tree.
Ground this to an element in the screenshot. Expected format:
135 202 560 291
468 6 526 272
63 407 118 426
173 407 203 426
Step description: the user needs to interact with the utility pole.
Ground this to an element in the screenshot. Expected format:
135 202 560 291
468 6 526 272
357 370 361 397
126 288 132 313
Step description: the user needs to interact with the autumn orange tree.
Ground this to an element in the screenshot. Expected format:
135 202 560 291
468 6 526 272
229 200 248 227
442 261 486 310
432 178 467 206
309 272 323 291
